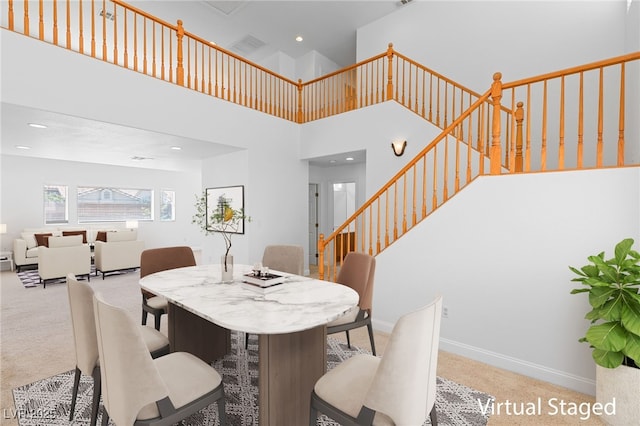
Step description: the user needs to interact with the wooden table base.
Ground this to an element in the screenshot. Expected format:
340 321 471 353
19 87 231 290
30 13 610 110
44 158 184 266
167 303 231 363
258 326 327 426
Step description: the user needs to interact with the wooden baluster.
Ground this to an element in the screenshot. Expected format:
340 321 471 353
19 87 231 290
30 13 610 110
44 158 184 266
436 78 441 126
23 0 29 36
393 181 399 240
467 113 473 182
214 49 219 97
402 174 407 234
577 73 584 169
66 0 71 48
143 19 147 73
618 63 625 166
515 102 524 172
412 164 417 226
123 9 128 67
432 145 438 210
90 0 95 57
490 72 503 175
169 28 173 82
78 0 83 54
112 2 117 63
478 103 485 175
526 85 531 172
428 74 433 122
558 76 565 170
161 26 165 80
596 67 604 167
443 135 449 201
508 91 515 169
444 84 449 129
101 0 106 60
401 60 406 106
541 80 548 171
421 71 426 118
297 80 303 123
455 136 460 192
318 234 325 280
384 191 389 247
53 0 58 44
376 199 381 254
8 0 14 31
132 13 138 71
386 43 394 101
422 155 427 219
152 22 158 78
414 65 419 113
38 0 43 40
176 19 184 86
395 59 399 101
187 39 191 89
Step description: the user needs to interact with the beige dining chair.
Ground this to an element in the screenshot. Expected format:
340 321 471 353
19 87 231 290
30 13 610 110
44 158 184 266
309 295 443 426
93 292 227 426
245 244 305 348
327 252 377 355
66 274 170 426
140 246 196 331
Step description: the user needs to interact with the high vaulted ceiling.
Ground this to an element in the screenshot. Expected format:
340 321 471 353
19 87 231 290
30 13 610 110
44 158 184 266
2 1 407 170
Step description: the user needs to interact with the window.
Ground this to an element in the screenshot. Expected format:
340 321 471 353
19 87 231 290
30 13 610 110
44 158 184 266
77 186 153 223
44 185 68 224
160 190 176 221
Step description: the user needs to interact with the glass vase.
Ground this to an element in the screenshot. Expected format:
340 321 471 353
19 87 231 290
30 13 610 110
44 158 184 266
221 255 234 283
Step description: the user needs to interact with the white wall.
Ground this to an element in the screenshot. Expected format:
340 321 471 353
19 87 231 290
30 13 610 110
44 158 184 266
0 155 202 251
358 1 628 92
373 167 640 395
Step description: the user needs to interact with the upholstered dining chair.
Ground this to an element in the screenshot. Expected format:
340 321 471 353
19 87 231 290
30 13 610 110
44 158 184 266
66 274 170 426
93 292 227 426
139 246 196 331
327 252 377 355
309 295 443 426
245 244 305 348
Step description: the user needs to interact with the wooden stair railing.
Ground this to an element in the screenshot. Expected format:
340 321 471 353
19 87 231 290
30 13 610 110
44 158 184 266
318 51 640 280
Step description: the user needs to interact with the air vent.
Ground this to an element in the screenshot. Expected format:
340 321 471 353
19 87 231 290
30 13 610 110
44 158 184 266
230 34 266 56
131 156 153 161
99 9 115 21
201 1 246 16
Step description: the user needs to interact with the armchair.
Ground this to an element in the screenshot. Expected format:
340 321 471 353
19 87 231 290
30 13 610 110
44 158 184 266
38 235 91 288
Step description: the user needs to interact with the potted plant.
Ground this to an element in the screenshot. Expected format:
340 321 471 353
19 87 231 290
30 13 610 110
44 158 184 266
569 237 640 425
192 191 249 282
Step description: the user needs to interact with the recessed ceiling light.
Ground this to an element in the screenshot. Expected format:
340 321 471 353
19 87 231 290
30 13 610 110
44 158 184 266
170 146 182 151
295 35 303 42
15 145 31 150
28 123 47 129
345 157 354 161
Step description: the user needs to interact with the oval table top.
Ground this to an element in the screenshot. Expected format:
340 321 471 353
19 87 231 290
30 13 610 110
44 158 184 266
139 263 359 335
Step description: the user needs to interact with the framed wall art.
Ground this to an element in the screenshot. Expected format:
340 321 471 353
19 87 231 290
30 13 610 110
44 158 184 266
205 185 245 234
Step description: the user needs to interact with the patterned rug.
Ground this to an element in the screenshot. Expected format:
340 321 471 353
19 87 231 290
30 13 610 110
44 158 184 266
15 266 136 288
13 332 493 425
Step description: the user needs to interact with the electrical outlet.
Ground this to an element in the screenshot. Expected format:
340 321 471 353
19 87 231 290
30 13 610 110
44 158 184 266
442 306 449 318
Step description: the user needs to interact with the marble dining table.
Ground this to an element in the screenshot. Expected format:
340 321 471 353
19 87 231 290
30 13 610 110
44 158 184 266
139 263 359 426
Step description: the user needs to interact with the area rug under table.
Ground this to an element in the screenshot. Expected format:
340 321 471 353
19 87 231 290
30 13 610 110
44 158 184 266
13 332 493 425
15 265 136 288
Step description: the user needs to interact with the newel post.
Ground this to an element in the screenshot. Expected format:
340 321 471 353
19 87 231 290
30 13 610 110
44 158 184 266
386 43 394 101
514 101 524 172
297 79 303 123
318 233 325 280
176 20 185 86
490 72 503 175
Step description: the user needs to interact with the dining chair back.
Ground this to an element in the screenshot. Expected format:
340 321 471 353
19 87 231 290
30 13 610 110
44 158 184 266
66 274 169 426
327 252 377 354
310 295 443 426
262 244 304 275
139 246 196 330
93 292 226 426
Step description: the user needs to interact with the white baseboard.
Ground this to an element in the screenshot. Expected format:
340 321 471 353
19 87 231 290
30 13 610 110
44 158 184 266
371 319 595 396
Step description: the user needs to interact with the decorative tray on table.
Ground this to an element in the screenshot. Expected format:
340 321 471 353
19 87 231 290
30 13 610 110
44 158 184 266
241 272 287 293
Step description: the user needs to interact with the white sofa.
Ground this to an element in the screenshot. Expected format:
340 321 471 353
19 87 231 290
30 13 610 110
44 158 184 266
13 227 89 272
94 230 144 279
38 235 91 288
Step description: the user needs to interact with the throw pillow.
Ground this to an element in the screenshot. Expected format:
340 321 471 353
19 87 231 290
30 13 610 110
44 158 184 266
21 232 38 249
34 233 53 247
95 231 107 242
62 230 87 244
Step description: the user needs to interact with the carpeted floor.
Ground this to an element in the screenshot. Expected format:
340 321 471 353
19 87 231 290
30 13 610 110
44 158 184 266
13 331 492 426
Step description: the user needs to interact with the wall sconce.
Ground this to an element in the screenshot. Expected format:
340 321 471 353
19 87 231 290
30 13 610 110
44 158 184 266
125 220 139 230
391 140 407 157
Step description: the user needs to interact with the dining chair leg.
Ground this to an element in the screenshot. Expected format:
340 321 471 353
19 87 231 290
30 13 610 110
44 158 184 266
345 330 351 348
154 312 161 331
69 367 81 420
366 322 376 356
90 366 102 426
245 332 249 349
218 394 227 425
101 410 109 426
142 309 148 326
430 404 438 425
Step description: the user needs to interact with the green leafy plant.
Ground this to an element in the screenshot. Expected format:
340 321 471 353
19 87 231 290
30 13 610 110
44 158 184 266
569 238 640 369
192 191 250 271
